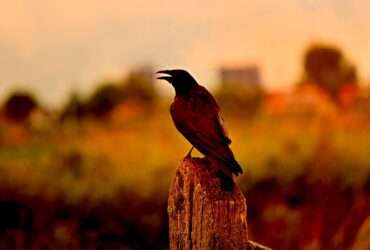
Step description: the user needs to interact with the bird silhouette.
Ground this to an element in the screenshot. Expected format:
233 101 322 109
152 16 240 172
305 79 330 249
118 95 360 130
157 69 243 178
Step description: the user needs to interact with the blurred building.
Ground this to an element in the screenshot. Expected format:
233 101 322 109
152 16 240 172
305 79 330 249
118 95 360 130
219 65 262 86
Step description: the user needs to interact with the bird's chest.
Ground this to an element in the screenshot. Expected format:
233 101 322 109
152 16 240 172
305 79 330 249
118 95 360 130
171 96 207 121
170 98 210 134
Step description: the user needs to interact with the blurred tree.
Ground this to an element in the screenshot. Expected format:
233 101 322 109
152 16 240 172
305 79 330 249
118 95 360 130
122 71 157 105
216 82 264 117
302 44 358 98
59 93 86 122
2 91 38 122
86 83 123 118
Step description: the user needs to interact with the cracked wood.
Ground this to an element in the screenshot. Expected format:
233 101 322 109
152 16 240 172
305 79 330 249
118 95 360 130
168 157 249 250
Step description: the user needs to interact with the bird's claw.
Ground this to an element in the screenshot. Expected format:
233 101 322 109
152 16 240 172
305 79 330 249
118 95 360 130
185 147 194 159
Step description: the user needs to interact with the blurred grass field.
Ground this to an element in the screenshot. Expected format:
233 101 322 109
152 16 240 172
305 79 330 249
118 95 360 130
1 104 369 201
0 98 369 249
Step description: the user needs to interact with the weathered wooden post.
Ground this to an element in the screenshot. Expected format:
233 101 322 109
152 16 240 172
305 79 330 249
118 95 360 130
168 157 271 250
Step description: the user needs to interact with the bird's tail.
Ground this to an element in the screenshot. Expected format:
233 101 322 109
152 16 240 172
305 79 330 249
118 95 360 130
208 155 243 177
228 158 243 176
213 147 244 176
208 157 244 192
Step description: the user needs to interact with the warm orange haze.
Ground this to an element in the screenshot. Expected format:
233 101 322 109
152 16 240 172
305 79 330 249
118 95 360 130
0 1 370 250
1 0 370 105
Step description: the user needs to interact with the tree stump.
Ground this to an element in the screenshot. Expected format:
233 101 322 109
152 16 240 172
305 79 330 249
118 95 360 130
168 157 271 250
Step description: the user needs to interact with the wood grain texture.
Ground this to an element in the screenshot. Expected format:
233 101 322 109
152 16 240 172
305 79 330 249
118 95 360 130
168 157 249 250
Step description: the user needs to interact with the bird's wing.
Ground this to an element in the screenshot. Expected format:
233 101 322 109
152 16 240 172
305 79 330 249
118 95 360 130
171 109 241 174
170 86 242 175
215 112 232 145
190 85 231 145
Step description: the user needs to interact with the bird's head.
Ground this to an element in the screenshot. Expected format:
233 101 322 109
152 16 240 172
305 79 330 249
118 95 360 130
156 69 198 95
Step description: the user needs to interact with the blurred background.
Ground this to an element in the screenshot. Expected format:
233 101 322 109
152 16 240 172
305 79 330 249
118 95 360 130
1 1 370 249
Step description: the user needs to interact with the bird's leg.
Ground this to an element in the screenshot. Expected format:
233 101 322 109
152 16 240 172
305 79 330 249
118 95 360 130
185 147 194 159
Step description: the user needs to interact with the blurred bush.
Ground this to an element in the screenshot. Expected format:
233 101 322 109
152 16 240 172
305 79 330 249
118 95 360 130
59 93 87 122
85 83 124 118
301 44 358 100
59 69 157 122
2 91 38 123
121 70 157 105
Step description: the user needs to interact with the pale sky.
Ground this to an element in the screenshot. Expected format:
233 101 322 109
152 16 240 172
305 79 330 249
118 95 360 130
1 0 370 107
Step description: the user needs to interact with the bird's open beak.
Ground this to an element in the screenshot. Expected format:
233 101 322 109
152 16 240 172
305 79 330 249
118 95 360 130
156 70 173 81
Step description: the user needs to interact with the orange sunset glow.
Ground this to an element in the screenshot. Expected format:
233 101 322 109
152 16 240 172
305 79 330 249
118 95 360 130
1 0 370 106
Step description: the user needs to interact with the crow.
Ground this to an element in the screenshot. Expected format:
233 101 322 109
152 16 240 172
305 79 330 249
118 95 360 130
157 69 243 178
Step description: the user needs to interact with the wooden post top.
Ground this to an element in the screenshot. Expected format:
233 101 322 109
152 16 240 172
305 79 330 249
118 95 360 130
168 157 271 250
